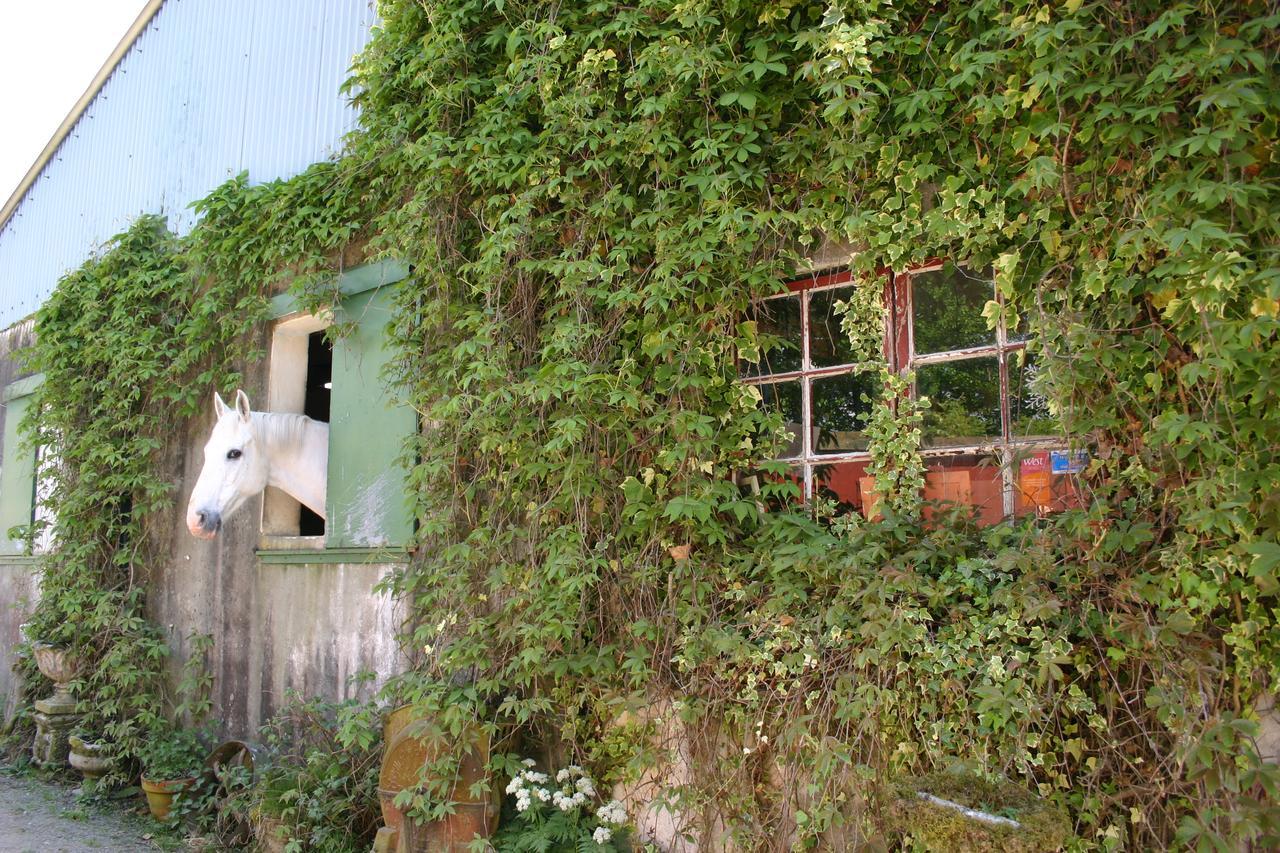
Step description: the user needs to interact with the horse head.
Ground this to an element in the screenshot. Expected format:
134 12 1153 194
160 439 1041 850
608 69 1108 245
186 390 268 539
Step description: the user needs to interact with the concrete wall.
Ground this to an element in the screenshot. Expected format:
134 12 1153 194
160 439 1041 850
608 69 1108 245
0 320 41 728
0 319 406 738
149 350 406 736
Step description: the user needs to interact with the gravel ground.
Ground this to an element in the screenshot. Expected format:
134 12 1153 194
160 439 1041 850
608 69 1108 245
0 773 166 853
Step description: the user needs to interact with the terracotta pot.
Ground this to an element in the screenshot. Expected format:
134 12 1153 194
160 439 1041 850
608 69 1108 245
377 708 499 852
68 735 112 781
141 775 195 820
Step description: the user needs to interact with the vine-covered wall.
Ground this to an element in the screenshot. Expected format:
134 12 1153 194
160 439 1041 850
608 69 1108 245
7 1 1278 850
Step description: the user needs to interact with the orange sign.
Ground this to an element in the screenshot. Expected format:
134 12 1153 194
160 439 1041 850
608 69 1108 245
1019 452 1052 511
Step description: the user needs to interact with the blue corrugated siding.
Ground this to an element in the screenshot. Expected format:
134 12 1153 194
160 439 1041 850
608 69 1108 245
0 0 378 328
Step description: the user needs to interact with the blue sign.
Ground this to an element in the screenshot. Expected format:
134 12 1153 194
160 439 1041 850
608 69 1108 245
1050 450 1088 475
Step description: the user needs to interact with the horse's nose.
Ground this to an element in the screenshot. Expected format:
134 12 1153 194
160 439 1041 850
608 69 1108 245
196 509 221 533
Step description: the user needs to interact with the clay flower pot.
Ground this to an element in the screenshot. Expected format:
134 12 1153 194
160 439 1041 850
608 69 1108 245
141 776 195 820
378 707 499 852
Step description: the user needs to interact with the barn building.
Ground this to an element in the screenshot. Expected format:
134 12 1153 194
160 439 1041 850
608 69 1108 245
0 0 406 735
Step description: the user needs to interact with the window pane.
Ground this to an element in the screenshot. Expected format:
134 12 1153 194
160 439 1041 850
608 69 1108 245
812 372 877 454
911 265 995 354
917 358 1000 447
809 286 861 368
741 294 802 377
757 380 803 458
923 453 1005 527
1008 312 1030 343
1014 449 1087 516
812 459 871 515
1008 351 1060 440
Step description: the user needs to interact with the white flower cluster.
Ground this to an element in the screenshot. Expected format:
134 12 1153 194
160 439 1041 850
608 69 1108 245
505 759 553 813
505 759 628 846
592 797 628 844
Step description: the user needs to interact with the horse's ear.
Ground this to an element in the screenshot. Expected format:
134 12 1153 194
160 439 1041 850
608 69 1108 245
234 389 252 423
214 391 230 420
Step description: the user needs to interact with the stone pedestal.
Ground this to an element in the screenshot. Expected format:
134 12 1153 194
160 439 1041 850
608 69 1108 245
31 643 81 768
32 695 78 767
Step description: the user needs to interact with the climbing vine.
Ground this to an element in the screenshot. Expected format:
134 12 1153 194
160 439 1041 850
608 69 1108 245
349 1 1280 848
14 163 380 777
10 0 1279 849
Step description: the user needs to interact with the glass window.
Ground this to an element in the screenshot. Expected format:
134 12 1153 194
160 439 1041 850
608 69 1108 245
917 358 1001 447
910 264 996 354
812 372 876 454
741 294 802 377
757 380 803 459
1008 351 1059 440
808 287 860 368
740 273 882 504
743 263 1077 523
812 459 871 515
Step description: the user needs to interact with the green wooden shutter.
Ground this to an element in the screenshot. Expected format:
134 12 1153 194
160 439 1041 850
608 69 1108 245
326 285 415 548
0 393 36 555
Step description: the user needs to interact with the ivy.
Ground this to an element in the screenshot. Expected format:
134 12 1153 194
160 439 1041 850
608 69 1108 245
350 1 1280 848
11 0 1280 849
15 163 380 777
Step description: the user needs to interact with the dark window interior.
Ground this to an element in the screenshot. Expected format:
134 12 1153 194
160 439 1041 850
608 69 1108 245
300 331 332 536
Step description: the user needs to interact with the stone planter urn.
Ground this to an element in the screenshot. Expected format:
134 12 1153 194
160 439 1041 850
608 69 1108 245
68 735 113 782
31 643 81 767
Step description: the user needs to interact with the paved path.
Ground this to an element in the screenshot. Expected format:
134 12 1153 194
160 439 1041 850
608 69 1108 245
0 774 161 852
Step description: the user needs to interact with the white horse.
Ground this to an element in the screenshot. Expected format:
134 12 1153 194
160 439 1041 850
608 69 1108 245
186 390 329 540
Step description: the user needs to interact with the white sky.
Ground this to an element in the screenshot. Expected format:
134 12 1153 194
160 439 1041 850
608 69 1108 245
0 1 147 207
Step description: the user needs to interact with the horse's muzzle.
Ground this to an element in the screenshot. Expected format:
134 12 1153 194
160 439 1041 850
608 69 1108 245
188 509 221 540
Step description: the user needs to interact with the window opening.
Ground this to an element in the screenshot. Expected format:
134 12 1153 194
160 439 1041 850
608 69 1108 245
740 269 879 512
262 314 332 543
297 330 332 536
31 442 56 554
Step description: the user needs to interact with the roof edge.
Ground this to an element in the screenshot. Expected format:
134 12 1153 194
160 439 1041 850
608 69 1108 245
0 0 167 233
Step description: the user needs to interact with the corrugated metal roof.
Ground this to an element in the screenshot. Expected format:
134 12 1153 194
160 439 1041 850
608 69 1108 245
0 0 377 329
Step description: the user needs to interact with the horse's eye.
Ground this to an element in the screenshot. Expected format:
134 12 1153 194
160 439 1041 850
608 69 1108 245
226 449 242 460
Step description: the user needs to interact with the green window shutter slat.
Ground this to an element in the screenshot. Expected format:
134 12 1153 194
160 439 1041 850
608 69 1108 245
0 394 36 555
326 285 415 548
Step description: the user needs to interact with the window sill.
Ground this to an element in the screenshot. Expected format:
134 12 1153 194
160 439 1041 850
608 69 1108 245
0 553 44 565
255 546 410 565
257 534 326 552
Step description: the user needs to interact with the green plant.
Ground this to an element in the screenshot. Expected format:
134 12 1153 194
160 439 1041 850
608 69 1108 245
138 727 207 781
13 0 1280 848
250 695 382 853
493 762 631 852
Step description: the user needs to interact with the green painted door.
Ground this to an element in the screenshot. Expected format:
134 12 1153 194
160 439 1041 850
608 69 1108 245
326 286 415 548
0 393 36 555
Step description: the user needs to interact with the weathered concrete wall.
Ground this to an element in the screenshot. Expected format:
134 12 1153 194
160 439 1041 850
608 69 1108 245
151 541 405 736
0 320 41 728
0 559 39 727
149 349 406 737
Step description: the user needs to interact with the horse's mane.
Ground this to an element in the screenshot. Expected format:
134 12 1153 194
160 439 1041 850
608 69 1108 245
251 411 325 448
